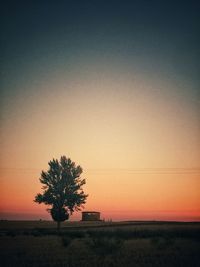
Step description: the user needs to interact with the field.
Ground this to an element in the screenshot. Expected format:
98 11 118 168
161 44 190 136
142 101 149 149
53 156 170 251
0 220 200 267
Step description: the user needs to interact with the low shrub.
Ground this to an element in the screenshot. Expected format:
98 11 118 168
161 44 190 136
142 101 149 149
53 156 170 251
151 236 175 249
86 237 124 256
64 230 85 239
6 230 16 237
61 236 72 247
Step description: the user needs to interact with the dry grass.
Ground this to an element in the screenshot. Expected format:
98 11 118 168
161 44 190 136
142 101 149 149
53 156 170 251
0 221 200 267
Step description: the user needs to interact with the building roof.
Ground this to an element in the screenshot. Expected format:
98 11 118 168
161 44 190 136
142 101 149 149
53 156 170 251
82 211 100 214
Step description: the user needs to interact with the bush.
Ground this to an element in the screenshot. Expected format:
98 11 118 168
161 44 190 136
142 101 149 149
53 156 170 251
32 230 42 237
65 230 85 239
151 236 175 249
86 237 123 256
6 230 16 237
61 236 72 247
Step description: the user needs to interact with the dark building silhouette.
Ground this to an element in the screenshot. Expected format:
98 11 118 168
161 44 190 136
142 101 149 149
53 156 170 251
82 211 101 221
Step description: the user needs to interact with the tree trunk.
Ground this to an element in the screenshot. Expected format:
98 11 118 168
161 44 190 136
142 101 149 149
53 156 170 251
57 221 61 232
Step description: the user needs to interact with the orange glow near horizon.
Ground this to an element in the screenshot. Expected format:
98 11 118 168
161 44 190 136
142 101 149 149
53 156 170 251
1 166 200 221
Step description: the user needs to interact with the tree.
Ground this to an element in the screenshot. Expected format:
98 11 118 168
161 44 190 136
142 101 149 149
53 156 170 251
34 156 88 230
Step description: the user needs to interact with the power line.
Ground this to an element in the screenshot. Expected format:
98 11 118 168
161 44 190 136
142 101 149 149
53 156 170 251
0 167 199 175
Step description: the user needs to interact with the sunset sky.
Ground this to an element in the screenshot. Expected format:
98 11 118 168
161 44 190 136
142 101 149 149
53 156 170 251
1 1 199 221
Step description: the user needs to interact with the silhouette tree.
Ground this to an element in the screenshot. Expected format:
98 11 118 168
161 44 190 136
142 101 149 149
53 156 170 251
34 156 88 230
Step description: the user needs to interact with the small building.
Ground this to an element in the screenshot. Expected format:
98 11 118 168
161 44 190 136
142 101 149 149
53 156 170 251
82 211 101 221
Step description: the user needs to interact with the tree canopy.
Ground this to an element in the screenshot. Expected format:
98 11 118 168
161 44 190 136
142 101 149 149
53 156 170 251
34 156 88 229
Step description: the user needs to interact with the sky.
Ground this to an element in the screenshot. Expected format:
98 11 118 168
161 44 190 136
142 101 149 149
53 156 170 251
0 0 200 221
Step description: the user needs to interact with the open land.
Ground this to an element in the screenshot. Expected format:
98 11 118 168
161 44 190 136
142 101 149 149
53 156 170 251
0 220 200 267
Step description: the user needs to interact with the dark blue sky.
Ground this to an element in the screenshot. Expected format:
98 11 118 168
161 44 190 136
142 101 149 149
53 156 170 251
1 1 199 88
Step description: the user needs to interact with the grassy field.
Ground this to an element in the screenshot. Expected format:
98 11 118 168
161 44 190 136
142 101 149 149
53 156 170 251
0 220 200 267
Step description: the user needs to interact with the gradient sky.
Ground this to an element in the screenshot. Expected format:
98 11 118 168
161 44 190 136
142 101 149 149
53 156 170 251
1 1 200 221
